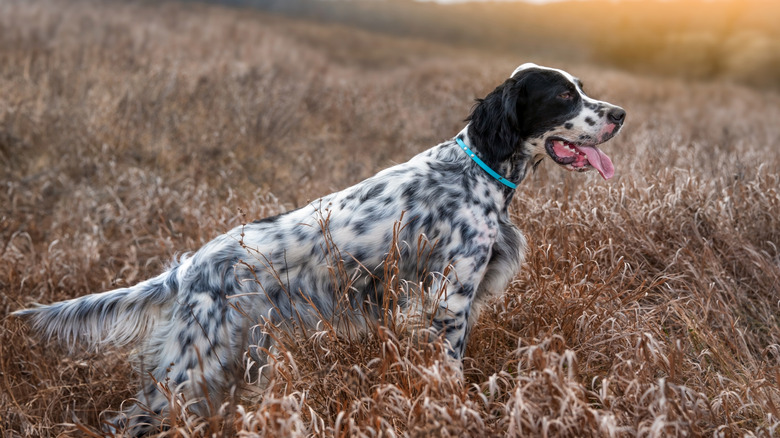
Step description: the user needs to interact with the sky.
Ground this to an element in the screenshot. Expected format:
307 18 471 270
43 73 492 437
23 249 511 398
416 0 569 3
414 0 581 3
415 0 736 3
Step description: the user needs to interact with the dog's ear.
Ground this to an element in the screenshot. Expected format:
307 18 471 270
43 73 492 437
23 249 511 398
466 77 527 169
502 77 525 136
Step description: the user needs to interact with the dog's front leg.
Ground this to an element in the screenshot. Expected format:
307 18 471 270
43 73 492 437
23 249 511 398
430 295 473 359
426 252 491 360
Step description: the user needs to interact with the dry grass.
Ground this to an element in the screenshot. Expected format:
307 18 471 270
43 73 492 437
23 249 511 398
1 0 779 436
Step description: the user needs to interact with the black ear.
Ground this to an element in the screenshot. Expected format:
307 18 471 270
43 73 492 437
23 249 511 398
465 77 527 170
502 80 522 132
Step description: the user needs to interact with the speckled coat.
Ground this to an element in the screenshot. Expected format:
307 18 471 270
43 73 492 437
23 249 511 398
14 63 625 434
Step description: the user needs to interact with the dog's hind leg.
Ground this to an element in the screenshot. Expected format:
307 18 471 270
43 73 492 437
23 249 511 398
113 304 244 434
110 267 248 434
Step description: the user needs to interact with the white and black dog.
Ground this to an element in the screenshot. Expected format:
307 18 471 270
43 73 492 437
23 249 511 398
14 63 625 433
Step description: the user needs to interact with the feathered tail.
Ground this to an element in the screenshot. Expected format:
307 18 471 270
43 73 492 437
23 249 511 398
12 269 178 351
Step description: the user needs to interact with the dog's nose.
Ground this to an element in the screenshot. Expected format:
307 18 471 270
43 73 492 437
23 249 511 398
608 107 626 125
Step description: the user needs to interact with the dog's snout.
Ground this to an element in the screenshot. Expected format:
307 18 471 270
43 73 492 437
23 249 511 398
608 107 626 125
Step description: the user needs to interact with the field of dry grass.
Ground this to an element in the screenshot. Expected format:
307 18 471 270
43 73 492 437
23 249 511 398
1 0 779 436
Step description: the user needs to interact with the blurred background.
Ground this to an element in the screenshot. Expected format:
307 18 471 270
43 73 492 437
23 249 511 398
2 0 780 435
215 0 780 89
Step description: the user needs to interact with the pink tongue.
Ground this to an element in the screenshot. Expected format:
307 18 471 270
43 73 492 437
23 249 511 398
581 146 614 180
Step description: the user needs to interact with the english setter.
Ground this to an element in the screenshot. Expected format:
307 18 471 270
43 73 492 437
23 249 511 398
14 63 625 433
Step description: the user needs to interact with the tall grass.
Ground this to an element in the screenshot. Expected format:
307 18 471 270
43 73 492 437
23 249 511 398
1 0 779 436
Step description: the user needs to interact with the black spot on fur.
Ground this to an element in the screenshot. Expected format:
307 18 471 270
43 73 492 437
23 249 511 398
178 333 193 353
350 248 369 263
252 207 302 225
402 184 418 200
352 220 369 235
361 183 386 202
165 266 180 291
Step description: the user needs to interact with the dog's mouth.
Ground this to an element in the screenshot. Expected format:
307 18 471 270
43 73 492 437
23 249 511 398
545 138 615 180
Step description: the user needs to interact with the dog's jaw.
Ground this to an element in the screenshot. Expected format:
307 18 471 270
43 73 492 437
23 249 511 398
544 137 615 179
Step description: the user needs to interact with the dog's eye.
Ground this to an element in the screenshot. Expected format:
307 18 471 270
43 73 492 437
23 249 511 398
558 91 573 100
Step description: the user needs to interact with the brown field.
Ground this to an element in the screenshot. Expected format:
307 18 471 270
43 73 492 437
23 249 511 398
1 0 780 436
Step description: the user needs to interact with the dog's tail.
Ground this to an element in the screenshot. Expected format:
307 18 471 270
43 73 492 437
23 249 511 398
12 267 179 351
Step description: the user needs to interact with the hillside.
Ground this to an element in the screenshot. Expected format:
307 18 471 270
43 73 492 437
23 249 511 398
1 0 779 436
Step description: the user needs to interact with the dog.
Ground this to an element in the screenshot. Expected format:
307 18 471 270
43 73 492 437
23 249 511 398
13 63 625 433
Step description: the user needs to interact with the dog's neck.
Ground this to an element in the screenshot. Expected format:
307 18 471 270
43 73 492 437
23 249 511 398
457 125 531 202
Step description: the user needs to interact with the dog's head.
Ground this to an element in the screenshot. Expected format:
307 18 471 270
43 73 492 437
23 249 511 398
467 63 625 180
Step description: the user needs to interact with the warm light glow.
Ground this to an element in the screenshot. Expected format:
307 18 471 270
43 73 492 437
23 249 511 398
413 0 778 87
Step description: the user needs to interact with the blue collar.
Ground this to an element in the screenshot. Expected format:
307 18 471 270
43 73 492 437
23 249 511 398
455 137 517 190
